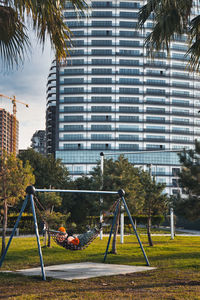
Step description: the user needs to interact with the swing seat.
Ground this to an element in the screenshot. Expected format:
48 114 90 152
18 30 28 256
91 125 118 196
49 227 99 250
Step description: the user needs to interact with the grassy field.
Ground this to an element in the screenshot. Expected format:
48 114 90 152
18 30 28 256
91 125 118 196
0 234 200 299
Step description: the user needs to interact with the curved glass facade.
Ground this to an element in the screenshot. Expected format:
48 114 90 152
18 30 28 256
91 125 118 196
47 0 200 195
46 60 57 155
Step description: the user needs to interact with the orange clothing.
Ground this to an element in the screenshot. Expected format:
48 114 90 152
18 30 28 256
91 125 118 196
67 236 80 245
58 227 66 233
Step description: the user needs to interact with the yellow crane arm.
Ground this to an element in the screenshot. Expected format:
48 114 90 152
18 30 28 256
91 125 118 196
0 93 11 99
0 93 29 107
0 93 29 115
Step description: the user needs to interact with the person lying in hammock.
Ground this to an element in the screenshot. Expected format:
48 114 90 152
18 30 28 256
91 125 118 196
56 227 80 246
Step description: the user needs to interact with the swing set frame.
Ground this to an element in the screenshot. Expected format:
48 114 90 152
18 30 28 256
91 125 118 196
0 186 150 281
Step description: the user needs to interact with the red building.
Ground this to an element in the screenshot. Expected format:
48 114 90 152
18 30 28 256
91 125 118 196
0 108 19 155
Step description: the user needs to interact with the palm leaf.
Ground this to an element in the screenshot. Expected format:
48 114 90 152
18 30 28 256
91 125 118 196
14 0 88 61
145 6 182 53
139 0 193 57
0 5 30 70
186 15 200 72
138 0 161 27
66 0 88 12
0 0 88 70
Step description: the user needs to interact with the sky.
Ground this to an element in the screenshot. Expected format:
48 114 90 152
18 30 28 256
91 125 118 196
0 36 53 150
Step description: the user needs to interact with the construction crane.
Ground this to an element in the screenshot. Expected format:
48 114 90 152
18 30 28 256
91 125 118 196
0 93 29 155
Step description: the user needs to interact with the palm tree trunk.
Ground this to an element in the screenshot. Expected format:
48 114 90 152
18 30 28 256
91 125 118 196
1 200 8 256
111 209 120 254
147 216 153 246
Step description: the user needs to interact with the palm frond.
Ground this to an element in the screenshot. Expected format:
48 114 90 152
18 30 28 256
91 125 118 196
0 0 88 69
145 6 181 53
138 0 161 27
67 0 88 12
140 0 193 57
186 41 200 72
186 15 200 72
14 0 88 60
30 0 71 60
0 5 30 70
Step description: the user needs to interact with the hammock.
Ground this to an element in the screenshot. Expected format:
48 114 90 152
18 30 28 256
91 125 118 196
34 195 103 251
34 194 120 251
48 227 100 250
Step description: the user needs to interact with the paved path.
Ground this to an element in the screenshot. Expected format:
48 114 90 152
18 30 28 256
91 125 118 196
175 228 200 235
4 228 200 238
10 262 155 281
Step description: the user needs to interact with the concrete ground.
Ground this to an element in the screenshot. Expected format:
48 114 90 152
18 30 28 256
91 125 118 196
12 262 155 281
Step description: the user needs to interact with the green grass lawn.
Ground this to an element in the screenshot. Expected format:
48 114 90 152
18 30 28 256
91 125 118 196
0 234 200 299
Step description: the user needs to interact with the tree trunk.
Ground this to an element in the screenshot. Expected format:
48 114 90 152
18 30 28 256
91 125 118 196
47 232 51 247
43 230 47 247
111 209 120 254
47 224 51 248
42 221 47 247
147 216 153 246
1 200 8 256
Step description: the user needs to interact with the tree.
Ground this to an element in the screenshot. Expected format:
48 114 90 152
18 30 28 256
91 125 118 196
174 141 200 220
140 170 169 246
91 155 145 254
0 152 35 255
37 192 70 247
0 0 87 70
91 155 145 212
62 176 99 227
138 0 200 72
18 148 70 188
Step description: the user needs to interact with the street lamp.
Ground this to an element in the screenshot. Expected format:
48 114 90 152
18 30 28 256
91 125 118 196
100 152 104 240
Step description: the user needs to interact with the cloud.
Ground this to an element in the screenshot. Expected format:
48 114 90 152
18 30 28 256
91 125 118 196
0 39 54 149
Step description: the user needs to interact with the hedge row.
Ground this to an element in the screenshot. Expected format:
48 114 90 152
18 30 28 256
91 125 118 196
87 215 165 226
7 214 41 235
5 214 165 235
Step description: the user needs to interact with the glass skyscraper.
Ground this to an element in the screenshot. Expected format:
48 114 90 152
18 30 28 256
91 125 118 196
46 0 200 195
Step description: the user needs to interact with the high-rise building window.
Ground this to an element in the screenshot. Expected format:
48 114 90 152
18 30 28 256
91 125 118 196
47 1 200 197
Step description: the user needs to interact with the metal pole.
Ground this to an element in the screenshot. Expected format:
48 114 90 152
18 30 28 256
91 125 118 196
100 152 104 240
0 195 29 267
29 192 46 280
120 203 124 244
118 190 150 266
147 163 152 177
170 207 174 240
35 189 117 195
103 200 120 263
